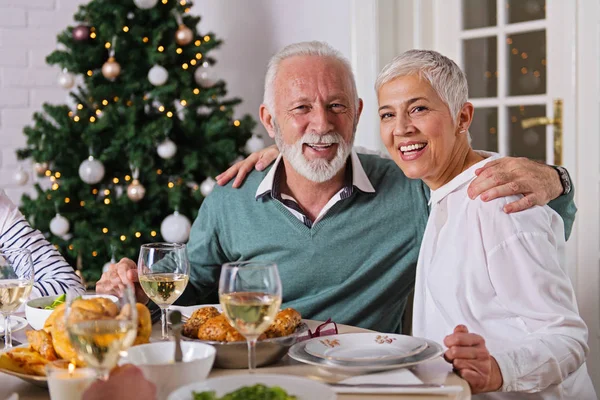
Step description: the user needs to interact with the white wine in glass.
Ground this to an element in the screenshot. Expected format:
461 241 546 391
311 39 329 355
137 243 190 340
65 285 137 380
219 261 282 372
0 249 33 349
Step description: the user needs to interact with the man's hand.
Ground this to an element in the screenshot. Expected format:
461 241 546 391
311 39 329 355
83 364 156 400
95 257 148 304
216 145 280 188
444 325 503 394
467 157 563 213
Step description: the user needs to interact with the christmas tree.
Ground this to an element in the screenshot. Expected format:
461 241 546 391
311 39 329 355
15 0 256 285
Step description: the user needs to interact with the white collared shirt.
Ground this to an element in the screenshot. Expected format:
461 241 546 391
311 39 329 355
412 156 596 399
255 151 375 226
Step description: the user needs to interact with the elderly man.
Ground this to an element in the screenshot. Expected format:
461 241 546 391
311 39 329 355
97 42 575 333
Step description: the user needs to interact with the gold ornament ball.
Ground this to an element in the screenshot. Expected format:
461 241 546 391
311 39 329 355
127 179 146 202
175 25 194 46
34 162 49 176
102 57 121 80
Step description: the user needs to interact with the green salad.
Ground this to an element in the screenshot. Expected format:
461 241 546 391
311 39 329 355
43 294 66 310
192 384 298 400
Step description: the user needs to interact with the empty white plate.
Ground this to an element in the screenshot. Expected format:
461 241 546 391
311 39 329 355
0 316 28 337
304 333 427 362
167 374 336 400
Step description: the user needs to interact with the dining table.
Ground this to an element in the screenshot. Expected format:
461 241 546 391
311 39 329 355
1 313 471 400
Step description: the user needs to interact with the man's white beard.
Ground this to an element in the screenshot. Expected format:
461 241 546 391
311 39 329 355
274 127 354 183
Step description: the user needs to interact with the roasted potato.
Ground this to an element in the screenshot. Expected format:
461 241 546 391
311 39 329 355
182 306 220 338
264 308 302 338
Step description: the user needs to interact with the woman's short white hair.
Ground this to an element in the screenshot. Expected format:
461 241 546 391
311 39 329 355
375 49 468 119
263 41 359 113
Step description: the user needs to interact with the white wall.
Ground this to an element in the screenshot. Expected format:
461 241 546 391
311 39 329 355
0 0 353 204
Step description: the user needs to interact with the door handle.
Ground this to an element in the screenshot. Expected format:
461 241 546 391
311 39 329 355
521 99 563 165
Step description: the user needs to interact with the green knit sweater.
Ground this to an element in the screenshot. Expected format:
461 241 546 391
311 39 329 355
178 154 576 333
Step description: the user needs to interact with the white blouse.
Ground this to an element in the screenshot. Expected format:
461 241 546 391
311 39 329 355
412 156 596 399
0 190 84 299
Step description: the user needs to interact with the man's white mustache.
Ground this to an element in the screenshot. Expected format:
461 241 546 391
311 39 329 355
299 133 342 145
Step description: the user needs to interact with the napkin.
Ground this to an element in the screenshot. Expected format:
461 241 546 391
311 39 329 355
332 369 464 395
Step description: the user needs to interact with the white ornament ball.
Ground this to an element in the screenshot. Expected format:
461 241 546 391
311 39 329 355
245 135 264 153
200 177 216 197
13 168 29 186
160 212 191 243
34 162 49 176
194 67 213 87
133 0 159 9
57 72 75 89
49 213 70 236
148 65 168 86
78 156 105 184
157 139 177 159
127 179 146 202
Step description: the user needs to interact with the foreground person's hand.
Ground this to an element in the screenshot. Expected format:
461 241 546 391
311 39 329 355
444 325 503 394
95 257 148 304
83 364 156 400
468 157 563 213
216 145 280 188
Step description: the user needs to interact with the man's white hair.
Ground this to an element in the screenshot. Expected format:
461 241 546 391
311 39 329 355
375 49 468 121
263 41 359 113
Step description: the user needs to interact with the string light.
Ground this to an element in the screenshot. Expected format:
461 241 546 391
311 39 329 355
219 106 226 111
158 46 164 52
193 88 200 95
176 48 183 54
195 53 202 59
233 120 241 127
90 32 97 39
126 100 133 106
533 70 541 78
113 177 119 184
190 60 197 66
120 235 126 241
123 26 129 32
184 7 191 12
92 188 99 195
162 0 168 3
135 232 142 238
104 198 111 205
113 96 119 102
166 111 174 118
195 40 201 46
46 194 52 200
511 48 518 55
150 231 157 237
143 37 149 43
506 38 513 44
105 42 111 49
541 59 547 66
50 176 56 182
104 189 110 195
92 251 98 257
45 170 52 177
125 175 132 181
68 244 74 250
89 116 96 122
168 182 175 188
182 63 189 70
180 100 187 106
102 99 109 106
55 172 61 178
64 198 70 203
156 169 163 175
158 105 165 112
77 104 84 110
80 201 86 207
521 52 528 59
52 183 59 190
180 0 186 5
521 67 528 74
68 111 74 117
203 35 210 42
102 228 109 234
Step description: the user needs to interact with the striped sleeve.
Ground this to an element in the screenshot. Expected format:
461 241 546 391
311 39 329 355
0 191 85 299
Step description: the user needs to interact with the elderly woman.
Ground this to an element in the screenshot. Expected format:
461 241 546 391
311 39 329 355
376 50 595 399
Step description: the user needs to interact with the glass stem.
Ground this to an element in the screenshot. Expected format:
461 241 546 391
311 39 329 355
161 307 169 340
247 337 258 372
3 314 11 349
97 367 110 381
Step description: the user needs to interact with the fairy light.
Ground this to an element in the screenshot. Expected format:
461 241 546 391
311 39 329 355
166 111 174 118
193 88 200 95
182 63 189 70
533 70 541 78
203 35 210 42
219 105 226 111
176 48 183 54
162 0 168 3
150 231 157 237
168 182 175 188
105 42 111 49
80 201 85 207
55 172 61 178
156 169 163 175
190 60 197 66
90 32 97 39
184 7 191 12
46 194 52 200
104 189 110 196
126 100 133 106
102 99 109 106
521 52 528 59
521 67 528 74
95 109 102 116
195 40 201 46
158 105 165 112
125 175 131 181
68 111 74 117
506 38 513 44
143 37 149 43
113 96 119 102
102 228 109 234
92 188 99 195
135 232 142 238
158 46 165 52
104 198 111 205
64 197 70 203
92 251 98 257
120 235 126 241
68 244 74 250
45 170 52 177
123 26 129 32
233 120 241 127
180 100 187 106
89 116 96 122
195 53 202 59
113 177 119 184
50 176 56 182
512 48 518 55
77 104 84 110
52 183 59 190
180 0 186 5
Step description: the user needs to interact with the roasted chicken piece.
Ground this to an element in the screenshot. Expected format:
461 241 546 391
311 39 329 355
26 330 58 361
0 346 50 376
264 308 302 338
197 314 241 342
182 306 221 338
133 303 152 345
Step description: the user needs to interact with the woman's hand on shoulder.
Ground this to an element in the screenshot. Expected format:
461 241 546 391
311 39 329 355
216 145 279 188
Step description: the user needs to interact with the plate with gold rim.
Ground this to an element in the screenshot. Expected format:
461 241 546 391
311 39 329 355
304 333 428 362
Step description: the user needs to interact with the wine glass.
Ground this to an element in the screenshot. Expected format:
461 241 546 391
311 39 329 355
137 243 190 340
219 261 282 372
0 248 33 349
65 284 137 380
